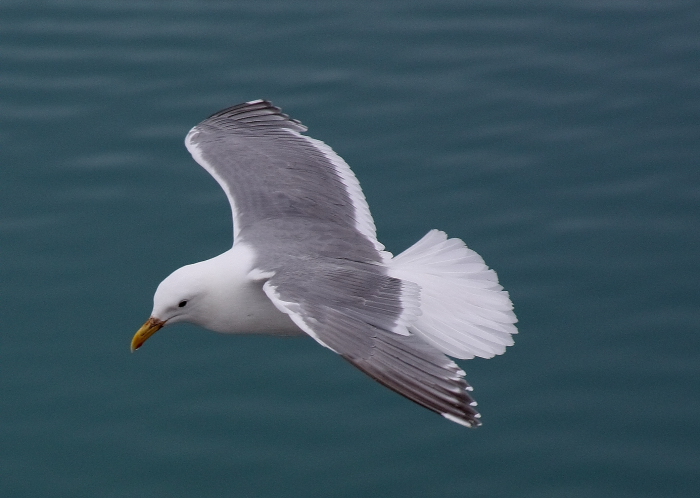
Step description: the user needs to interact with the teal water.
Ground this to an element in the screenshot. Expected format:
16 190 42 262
1 1 698 496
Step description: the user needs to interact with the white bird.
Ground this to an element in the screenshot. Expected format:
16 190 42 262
132 100 518 428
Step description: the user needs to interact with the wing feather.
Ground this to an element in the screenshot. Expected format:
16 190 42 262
184 100 382 252
261 260 482 428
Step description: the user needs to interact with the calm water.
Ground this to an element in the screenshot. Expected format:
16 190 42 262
1 1 698 496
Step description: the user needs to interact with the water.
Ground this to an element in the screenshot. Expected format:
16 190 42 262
1 1 698 496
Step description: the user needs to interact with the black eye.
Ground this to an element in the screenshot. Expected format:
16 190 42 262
178 300 188 308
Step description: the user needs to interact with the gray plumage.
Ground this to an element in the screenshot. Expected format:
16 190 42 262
183 101 479 425
137 100 518 428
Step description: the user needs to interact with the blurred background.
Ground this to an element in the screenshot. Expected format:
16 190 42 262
1 0 698 496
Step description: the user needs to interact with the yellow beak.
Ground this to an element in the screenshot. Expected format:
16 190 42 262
131 317 165 352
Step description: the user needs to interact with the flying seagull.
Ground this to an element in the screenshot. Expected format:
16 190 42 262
131 100 517 428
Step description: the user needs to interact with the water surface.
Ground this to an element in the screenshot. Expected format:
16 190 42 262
1 1 698 496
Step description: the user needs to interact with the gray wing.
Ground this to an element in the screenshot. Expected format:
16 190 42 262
185 100 382 254
186 101 481 426
261 259 483 428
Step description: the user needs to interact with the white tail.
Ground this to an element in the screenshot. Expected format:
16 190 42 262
387 230 518 360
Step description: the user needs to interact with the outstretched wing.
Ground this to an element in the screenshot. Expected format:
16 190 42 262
184 100 383 253
260 260 483 428
184 101 482 426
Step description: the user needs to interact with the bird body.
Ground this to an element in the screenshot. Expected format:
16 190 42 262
132 100 518 428
150 244 299 335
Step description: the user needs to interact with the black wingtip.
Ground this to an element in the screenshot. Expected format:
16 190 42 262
443 411 482 428
201 99 307 133
343 332 485 429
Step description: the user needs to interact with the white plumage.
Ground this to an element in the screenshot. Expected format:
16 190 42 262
388 229 517 360
132 100 518 428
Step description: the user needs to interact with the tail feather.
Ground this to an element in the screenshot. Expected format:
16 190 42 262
387 230 518 360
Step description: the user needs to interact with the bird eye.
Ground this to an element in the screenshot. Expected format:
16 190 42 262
178 300 188 308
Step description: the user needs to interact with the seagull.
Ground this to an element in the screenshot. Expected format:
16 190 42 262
131 100 517 428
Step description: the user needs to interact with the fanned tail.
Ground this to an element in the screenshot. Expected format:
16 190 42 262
387 230 518 360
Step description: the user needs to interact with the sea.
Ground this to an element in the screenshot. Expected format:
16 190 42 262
1 1 698 496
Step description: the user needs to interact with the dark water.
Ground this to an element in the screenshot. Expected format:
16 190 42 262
1 1 698 496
